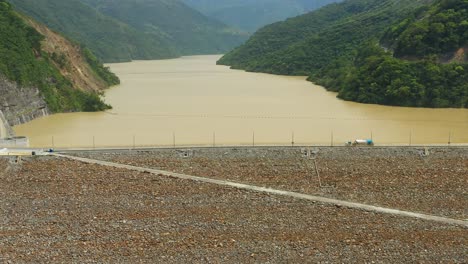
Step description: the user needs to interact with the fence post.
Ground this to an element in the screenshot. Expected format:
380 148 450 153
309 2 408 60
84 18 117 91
330 131 334 147
213 132 216 147
252 131 255 147
448 131 452 146
291 131 295 147
173 132 176 148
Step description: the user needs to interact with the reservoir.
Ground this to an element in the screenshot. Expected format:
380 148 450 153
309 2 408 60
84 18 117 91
14 55 468 148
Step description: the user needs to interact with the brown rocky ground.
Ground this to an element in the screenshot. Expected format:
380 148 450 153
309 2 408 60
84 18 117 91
75 147 468 220
0 151 467 263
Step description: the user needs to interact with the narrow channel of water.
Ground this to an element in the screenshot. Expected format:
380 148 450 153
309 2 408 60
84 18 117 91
14 55 468 148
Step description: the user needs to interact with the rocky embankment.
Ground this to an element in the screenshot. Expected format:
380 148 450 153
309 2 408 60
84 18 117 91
0 77 49 137
0 155 466 262
76 147 468 220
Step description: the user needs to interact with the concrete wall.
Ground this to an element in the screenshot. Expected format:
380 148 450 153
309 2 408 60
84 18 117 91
0 136 29 147
0 76 49 137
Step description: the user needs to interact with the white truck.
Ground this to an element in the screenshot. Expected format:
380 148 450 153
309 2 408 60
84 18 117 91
345 139 374 146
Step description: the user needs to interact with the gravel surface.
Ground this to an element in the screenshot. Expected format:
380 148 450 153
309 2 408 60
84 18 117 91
0 156 467 263
74 147 468 220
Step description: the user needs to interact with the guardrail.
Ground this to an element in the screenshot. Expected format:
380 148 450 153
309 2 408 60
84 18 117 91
1 143 467 155
0 136 29 147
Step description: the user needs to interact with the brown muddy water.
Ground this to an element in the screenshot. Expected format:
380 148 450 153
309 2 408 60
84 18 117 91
14 55 468 148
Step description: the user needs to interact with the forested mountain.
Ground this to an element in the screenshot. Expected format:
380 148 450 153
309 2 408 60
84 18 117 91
9 0 177 62
81 0 248 56
218 0 432 75
382 0 468 60
0 0 117 113
9 0 247 62
336 0 468 108
182 0 342 32
219 0 468 108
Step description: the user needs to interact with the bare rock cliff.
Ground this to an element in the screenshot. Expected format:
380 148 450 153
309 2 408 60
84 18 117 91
0 77 49 137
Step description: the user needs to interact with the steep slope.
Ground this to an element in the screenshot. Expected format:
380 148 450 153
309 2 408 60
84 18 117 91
81 0 248 55
9 0 179 62
218 0 433 75
23 16 119 93
0 0 118 135
335 0 468 108
382 0 468 61
182 0 341 32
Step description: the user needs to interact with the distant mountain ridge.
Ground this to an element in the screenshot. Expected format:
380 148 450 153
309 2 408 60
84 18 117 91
9 0 247 62
182 0 342 32
9 0 177 62
82 0 248 56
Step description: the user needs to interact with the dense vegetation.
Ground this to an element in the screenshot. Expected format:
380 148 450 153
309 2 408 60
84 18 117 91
9 0 179 62
82 0 248 56
328 43 467 107
219 0 468 108
9 0 248 62
0 1 111 112
315 0 468 108
383 0 468 58
82 48 120 86
182 0 341 32
218 0 431 75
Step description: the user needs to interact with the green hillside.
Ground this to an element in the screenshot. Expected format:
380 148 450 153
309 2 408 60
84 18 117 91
9 0 178 62
0 0 114 112
182 0 341 32
336 0 468 108
218 0 432 75
81 0 248 56
219 0 467 108
383 0 468 59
